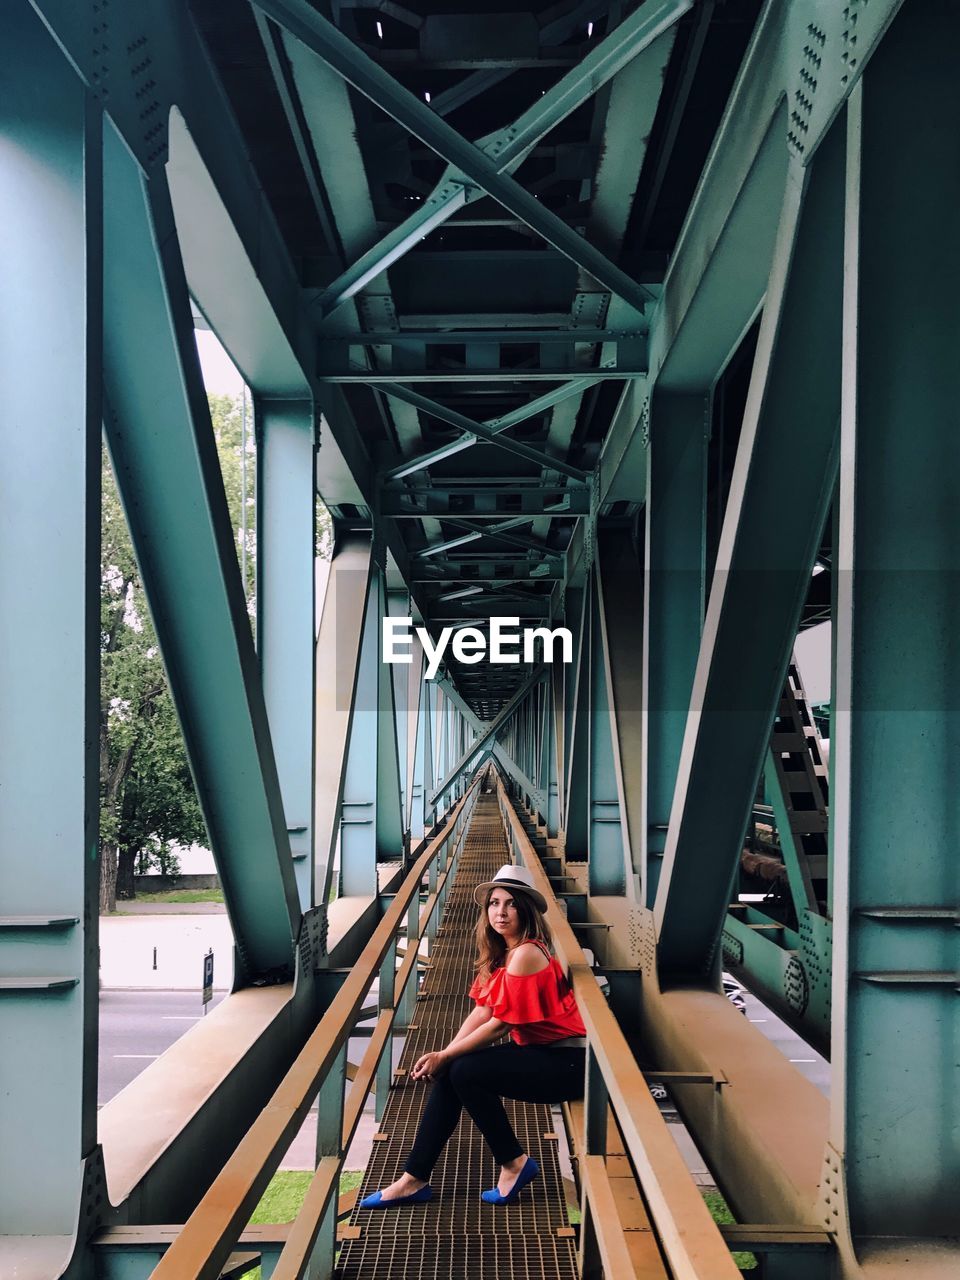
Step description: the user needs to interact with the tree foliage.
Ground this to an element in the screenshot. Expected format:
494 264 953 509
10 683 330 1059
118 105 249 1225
99 391 332 913
99 445 206 911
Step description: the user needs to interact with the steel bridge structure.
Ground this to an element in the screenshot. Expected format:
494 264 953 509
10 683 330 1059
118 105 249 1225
1 0 958 1277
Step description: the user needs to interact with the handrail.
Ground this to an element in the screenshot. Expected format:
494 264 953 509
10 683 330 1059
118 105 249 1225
495 775 742 1280
151 778 480 1280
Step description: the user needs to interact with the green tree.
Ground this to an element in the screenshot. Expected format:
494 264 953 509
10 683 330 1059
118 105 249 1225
99 445 206 912
100 391 332 913
208 392 257 610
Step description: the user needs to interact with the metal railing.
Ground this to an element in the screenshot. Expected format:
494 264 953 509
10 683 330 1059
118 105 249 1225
494 774 742 1280
151 778 480 1280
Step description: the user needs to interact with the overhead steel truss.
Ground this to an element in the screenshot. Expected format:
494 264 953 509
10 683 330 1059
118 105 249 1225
2 2 957 1279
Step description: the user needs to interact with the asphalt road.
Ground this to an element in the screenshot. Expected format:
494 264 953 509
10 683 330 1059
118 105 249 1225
99 989 227 1105
99 986 828 1113
743 991 830 1096
98 990 386 1168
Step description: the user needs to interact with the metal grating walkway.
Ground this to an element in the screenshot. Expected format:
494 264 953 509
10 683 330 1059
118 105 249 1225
337 796 577 1280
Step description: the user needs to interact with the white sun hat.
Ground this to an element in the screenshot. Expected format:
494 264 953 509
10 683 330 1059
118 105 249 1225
473 864 548 914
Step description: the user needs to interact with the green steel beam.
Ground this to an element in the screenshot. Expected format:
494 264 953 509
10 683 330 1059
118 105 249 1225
642 393 708 906
384 436 480 481
435 678 543 811
654 120 844 979
585 572 629 895
318 365 645 384
430 667 544 807
316 177 473 321
418 510 565 560
314 535 373 905
102 130 300 978
381 375 602 482
32 0 381 526
381 486 592 519
257 400 317 911
342 329 643 346
373 382 590 482
597 528 645 893
256 0 659 314
339 569 404 894
564 584 591 860
418 514 563 562
831 17 960 1246
309 0 688 321
0 6 100 1251
648 4 786 391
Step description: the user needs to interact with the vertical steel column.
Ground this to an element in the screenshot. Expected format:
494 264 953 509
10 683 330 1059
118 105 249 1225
597 528 645 894
339 572 380 896
258 399 316 910
340 568 404 894
0 6 100 1246
309 1045 346 1279
541 668 562 838
421 681 437 834
387 590 411 837
642 394 708 905
831 9 960 1247
374 574 404 857
402 634 425 843
587 577 629 896
314 535 373 905
565 584 591 859
566 570 631 892
578 1047 610 1280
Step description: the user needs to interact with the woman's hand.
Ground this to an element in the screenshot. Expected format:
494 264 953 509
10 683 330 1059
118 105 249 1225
410 1050 449 1081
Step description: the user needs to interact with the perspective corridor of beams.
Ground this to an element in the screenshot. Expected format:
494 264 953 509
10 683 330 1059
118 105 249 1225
195 0 758 718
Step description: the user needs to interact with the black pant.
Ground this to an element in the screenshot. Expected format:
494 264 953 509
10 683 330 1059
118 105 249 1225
404 1044 585 1179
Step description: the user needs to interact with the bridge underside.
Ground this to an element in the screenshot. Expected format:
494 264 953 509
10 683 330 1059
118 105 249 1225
1 0 958 1277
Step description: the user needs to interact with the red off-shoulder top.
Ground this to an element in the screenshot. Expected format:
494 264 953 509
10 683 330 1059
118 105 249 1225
468 940 586 1045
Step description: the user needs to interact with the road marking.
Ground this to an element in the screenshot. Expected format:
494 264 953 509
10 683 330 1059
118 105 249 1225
749 1018 767 1023
113 1054 159 1059
790 1058 816 1064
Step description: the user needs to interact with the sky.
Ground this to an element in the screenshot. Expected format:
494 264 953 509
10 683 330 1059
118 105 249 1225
195 327 245 398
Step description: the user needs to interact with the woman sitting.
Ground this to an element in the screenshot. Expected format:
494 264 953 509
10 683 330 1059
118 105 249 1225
360 863 586 1208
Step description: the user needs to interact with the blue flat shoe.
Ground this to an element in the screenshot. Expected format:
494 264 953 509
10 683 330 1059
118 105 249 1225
360 1184 433 1209
481 1157 540 1205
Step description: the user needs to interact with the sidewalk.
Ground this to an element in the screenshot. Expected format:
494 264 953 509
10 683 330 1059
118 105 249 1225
100 911 234 991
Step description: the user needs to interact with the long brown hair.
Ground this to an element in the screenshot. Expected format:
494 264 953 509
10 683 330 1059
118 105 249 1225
474 886 553 984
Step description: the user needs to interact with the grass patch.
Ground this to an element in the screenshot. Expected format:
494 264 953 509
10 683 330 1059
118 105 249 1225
134 888 225 904
703 1191 757 1271
249 1171 312 1224
245 1172 365 1279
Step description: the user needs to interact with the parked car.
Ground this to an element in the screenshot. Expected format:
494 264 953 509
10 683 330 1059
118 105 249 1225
722 972 747 1014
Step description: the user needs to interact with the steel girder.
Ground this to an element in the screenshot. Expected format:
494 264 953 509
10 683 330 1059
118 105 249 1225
563 563 635 896
653 121 844 980
381 375 602 484
0 7 100 1259
102 125 301 980
258 399 317 910
256 0 687 319
642 393 709 906
829 8 960 1255
307 0 685 322
338 567 404 896
314 535 373 905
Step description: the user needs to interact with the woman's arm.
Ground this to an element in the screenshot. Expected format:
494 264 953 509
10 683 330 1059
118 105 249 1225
443 1015 507 1060
449 1003 493 1044
411 1015 507 1079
